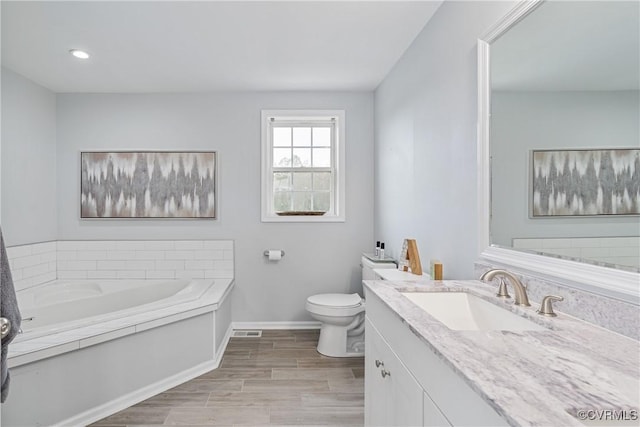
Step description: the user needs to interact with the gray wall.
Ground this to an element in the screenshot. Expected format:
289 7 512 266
56 92 374 321
374 1 516 279
1 68 57 246
491 90 640 246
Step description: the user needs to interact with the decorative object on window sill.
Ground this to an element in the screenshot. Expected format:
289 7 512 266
81 151 216 219
531 148 639 217
275 211 327 216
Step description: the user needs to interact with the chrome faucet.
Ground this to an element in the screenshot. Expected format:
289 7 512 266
480 269 531 307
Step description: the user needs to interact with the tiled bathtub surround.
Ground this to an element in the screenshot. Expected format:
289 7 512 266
475 262 639 340
57 240 234 280
6 241 57 291
6 240 234 291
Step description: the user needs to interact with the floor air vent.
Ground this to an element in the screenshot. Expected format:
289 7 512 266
232 330 262 338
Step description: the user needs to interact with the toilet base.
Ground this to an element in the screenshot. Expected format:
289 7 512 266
316 323 365 358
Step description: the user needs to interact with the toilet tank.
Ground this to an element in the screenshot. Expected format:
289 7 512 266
361 255 396 280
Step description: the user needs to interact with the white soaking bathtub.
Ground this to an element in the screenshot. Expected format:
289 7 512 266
16 278 213 338
4 277 234 427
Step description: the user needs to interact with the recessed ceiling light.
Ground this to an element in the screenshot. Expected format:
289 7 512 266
69 49 90 59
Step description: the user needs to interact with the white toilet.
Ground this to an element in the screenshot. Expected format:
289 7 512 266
306 293 365 357
305 255 397 357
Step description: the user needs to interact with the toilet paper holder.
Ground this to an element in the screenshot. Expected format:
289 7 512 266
263 250 285 257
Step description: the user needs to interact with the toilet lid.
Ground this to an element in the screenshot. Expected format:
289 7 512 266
307 293 363 308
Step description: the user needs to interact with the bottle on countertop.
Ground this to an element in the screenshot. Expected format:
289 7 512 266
379 243 385 260
430 260 443 280
375 241 381 257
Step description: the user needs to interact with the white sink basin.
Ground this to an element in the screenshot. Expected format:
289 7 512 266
401 292 546 331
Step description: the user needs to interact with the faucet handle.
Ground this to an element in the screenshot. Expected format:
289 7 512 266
495 278 511 299
537 295 564 317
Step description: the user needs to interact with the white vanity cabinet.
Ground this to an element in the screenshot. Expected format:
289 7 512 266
365 318 424 426
364 288 509 427
423 391 452 426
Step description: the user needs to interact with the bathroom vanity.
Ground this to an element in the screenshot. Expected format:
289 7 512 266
363 279 639 427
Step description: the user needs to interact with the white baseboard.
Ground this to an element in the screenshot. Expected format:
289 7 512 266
232 321 321 330
214 323 234 366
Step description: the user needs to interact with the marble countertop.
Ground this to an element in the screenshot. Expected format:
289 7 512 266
363 279 640 427
373 267 431 282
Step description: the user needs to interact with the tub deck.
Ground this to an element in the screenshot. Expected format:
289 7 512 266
8 278 233 368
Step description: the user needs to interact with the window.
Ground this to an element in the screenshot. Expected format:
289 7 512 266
261 110 345 222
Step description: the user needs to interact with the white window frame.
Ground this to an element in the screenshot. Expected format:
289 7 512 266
261 110 346 222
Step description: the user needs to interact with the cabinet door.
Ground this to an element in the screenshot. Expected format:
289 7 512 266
365 318 391 426
365 318 423 426
386 344 424 427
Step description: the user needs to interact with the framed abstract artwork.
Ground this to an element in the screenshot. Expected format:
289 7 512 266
531 149 639 217
81 151 216 219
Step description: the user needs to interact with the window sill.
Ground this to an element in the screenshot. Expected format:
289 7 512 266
262 213 345 223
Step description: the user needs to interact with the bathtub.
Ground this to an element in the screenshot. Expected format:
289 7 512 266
16 278 214 339
4 277 234 427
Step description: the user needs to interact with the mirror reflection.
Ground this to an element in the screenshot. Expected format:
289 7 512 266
490 1 639 271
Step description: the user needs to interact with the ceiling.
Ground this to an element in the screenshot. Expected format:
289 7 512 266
1 1 442 93
491 1 639 91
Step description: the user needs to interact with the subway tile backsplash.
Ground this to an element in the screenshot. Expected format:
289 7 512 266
6 240 234 291
6 241 57 291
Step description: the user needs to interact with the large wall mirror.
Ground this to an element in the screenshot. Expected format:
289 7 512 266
477 0 639 304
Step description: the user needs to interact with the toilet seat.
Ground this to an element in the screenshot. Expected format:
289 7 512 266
307 293 363 308
306 293 365 317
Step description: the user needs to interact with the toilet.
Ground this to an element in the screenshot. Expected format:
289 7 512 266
305 255 397 357
306 293 365 357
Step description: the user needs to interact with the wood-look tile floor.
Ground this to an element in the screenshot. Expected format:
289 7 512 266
90 330 364 426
